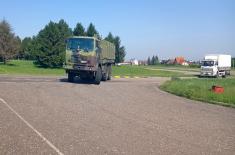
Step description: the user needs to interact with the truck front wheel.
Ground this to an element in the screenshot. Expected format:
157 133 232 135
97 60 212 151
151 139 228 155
68 72 75 82
94 67 102 84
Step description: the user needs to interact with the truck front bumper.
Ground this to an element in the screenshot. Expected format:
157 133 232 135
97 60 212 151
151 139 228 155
73 65 97 71
200 71 214 76
65 65 97 73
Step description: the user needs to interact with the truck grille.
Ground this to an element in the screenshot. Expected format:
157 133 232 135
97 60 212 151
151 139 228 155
202 68 213 72
71 55 79 63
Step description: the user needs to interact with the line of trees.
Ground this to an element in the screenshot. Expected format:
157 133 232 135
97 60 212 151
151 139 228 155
147 55 159 65
0 19 126 67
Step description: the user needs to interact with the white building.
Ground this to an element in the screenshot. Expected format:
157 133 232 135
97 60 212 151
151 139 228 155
130 59 139 65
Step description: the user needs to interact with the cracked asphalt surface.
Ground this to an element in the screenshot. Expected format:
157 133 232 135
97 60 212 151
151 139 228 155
0 75 234 155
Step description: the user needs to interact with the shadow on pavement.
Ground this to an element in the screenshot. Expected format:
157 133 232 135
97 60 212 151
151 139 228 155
59 77 98 85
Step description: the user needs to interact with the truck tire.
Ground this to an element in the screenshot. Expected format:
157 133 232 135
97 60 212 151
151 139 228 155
68 72 75 82
215 71 219 78
107 65 112 80
94 67 102 85
102 66 108 81
222 72 226 78
102 74 108 81
226 71 230 75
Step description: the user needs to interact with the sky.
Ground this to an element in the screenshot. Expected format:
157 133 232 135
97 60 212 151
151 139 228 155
1 0 234 60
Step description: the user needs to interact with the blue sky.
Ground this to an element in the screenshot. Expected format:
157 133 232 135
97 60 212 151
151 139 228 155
1 0 234 60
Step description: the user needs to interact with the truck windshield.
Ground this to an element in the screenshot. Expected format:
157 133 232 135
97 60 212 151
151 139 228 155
67 38 94 52
202 61 214 66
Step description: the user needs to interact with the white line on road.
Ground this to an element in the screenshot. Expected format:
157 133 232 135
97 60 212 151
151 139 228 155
0 98 64 155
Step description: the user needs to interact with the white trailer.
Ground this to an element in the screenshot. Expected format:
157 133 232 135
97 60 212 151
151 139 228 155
200 54 231 77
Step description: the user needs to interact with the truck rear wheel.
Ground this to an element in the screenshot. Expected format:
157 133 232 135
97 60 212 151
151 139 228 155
102 67 108 81
94 67 102 85
222 72 226 78
68 72 75 82
107 65 112 80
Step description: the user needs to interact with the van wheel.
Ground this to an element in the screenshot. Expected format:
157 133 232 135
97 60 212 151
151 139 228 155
94 67 102 84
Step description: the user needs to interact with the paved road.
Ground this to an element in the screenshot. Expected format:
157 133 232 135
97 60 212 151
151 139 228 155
0 76 234 155
144 67 199 76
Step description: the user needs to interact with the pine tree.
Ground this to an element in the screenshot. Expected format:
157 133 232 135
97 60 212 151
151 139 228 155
105 32 114 42
147 57 151 65
155 55 159 64
20 37 32 59
105 33 126 63
73 22 85 36
151 56 155 65
86 23 99 37
33 20 71 67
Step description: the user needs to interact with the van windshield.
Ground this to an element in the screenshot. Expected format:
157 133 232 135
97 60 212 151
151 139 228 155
67 38 94 52
202 61 214 66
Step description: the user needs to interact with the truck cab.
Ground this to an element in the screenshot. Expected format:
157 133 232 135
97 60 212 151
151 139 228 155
64 36 99 72
200 60 218 77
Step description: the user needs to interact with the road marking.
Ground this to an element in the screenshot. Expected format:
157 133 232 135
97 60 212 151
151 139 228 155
0 98 64 155
112 76 149 79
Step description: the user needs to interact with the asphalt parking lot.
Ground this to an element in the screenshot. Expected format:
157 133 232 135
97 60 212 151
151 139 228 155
0 76 234 155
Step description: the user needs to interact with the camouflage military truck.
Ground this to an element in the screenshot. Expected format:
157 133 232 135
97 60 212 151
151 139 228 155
64 36 115 84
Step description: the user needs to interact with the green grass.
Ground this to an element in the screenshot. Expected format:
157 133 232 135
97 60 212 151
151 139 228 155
146 65 200 72
0 60 64 75
112 65 187 77
160 78 235 107
0 60 188 77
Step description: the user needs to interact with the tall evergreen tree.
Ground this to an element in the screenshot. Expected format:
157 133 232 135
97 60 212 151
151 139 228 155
0 19 20 64
150 55 159 65
105 33 126 63
114 36 121 63
58 19 72 38
232 57 235 68
154 55 159 64
33 20 71 67
86 23 99 37
151 56 155 65
20 37 35 60
105 32 114 42
147 57 151 65
73 22 85 36
119 46 126 63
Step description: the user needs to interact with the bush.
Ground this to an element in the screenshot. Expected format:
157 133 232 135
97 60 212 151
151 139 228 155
189 64 200 68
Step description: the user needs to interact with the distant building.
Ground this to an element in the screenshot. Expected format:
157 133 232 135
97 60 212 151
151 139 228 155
174 57 185 65
116 62 131 66
167 59 175 65
130 59 139 65
138 60 148 65
161 56 194 66
181 62 189 66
